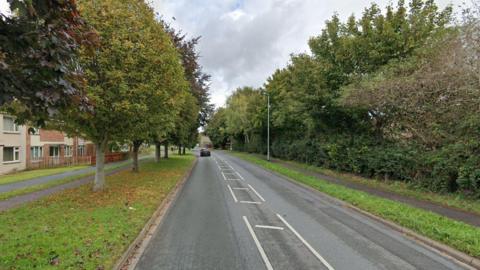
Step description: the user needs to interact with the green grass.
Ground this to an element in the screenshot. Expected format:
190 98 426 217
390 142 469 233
233 152 480 259
282 159 480 216
0 159 139 201
0 154 195 270
0 165 89 186
0 173 92 201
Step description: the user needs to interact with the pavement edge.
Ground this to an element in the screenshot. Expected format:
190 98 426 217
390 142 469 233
230 153 480 270
113 157 199 270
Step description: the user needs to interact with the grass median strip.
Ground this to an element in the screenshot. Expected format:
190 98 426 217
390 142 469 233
0 154 195 269
0 165 89 186
0 159 137 201
233 152 480 259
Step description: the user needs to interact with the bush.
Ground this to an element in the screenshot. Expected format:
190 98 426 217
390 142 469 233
247 133 480 197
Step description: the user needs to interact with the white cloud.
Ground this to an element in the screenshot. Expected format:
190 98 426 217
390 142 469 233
151 0 465 108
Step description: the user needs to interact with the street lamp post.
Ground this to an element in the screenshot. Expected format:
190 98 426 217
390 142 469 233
267 93 270 162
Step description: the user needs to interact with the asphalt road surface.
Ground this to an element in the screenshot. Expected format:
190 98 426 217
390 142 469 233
135 151 468 270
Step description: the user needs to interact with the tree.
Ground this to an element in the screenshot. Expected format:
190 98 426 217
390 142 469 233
158 20 213 158
205 108 229 149
0 0 97 125
58 0 187 189
224 87 265 152
208 0 480 195
161 21 214 128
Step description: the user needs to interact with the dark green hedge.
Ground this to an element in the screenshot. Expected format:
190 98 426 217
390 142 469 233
265 135 480 197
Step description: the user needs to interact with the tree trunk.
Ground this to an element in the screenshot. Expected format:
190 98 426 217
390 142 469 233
155 142 161 162
178 145 182 155
132 140 142 173
93 139 107 192
164 142 169 159
182 146 186 155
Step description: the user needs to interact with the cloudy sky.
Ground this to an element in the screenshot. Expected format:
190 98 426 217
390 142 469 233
150 0 466 107
0 0 466 107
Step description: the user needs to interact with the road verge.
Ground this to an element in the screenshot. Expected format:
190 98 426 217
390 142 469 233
114 157 198 270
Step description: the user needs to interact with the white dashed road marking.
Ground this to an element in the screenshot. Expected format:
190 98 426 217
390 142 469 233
255 225 284 230
276 214 335 270
243 216 274 270
227 185 238 203
240 201 261 204
248 184 266 202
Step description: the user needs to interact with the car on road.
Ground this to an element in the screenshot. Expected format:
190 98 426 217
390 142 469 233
200 148 211 157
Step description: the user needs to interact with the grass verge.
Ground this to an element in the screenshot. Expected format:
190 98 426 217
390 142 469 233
0 159 139 201
0 154 195 269
233 152 480 258
0 165 89 186
283 159 480 216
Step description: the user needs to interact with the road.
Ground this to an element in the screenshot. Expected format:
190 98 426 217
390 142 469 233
135 151 468 270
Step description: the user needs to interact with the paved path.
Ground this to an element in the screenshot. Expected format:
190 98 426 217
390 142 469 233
0 156 153 212
270 158 480 227
0 155 151 194
135 151 467 270
0 166 129 211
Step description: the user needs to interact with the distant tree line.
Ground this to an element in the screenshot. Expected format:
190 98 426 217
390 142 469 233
0 0 211 191
206 0 480 197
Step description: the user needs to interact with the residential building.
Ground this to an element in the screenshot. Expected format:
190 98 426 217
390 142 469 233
26 129 95 170
0 114 28 174
0 114 95 175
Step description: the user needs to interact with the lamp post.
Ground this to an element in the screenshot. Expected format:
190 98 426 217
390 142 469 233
261 90 271 161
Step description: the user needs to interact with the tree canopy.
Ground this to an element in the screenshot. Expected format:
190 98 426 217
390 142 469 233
207 0 480 197
0 0 97 126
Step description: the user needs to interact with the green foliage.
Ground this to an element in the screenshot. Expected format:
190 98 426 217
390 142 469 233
0 0 97 125
205 108 229 149
207 0 480 197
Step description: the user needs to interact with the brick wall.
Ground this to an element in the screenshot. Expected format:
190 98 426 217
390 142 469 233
39 130 64 142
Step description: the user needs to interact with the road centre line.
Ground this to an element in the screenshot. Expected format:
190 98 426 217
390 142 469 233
255 225 284 230
248 184 266 202
240 201 261 204
276 214 335 270
227 185 238 202
243 216 274 270
233 187 249 190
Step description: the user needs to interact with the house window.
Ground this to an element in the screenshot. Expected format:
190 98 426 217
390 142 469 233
31 146 43 160
49 146 60 158
3 147 20 162
78 145 85 156
65 145 73 157
3 116 19 132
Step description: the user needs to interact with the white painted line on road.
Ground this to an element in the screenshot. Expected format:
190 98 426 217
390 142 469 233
223 173 243 181
255 225 284 230
248 184 266 202
227 185 238 203
276 214 335 270
225 179 243 181
243 216 274 270
221 172 227 180
232 187 249 190
235 172 245 180
240 201 261 204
